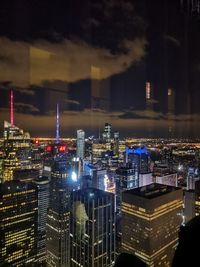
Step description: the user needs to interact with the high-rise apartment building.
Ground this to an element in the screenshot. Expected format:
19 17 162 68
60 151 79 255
121 183 183 267
0 180 38 266
70 188 116 267
76 129 85 160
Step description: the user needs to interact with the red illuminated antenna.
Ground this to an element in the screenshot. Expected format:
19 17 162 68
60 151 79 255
10 90 14 126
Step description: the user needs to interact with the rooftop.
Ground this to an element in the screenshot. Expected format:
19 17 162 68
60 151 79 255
124 183 180 199
73 187 113 199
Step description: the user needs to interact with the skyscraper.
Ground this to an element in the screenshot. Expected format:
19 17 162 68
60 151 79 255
0 180 38 266
3 121 31 181
102 123 112 142
46 144 71 267
35 176 50 263
76 129 85 160
121 183 183 267
70 188 116 267
125 147 150 174
115 167 139 214
113 132 120 157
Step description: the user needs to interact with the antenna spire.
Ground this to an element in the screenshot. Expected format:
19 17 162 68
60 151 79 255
56 103 60 143
10 90 14 126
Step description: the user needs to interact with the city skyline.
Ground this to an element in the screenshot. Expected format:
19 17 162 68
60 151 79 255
1 1 200 267
0 0 200 138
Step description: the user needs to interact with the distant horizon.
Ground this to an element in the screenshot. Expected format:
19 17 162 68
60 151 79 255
1 119 200 141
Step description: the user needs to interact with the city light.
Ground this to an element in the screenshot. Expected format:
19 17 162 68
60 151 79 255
46 145 52 152
0 1 200 266
57 145 66 153
71 171 77 182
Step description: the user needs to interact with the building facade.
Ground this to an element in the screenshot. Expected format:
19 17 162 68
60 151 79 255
70 188 116 267
46 145 72 267
35 176 50 263
0 180 38 266
76 129 85 160
121 183 183 267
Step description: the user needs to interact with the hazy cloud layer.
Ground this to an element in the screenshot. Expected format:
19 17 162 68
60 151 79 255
0 37 146 87
0 108 200 138
15 103 40 114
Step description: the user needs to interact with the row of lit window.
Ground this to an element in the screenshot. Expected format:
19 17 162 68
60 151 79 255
122 201 183 221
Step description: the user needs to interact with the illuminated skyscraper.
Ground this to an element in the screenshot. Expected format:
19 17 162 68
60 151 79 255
76 129 85 160
121 183 183 267
92 168 107 191
102 123 112 142
3 121 31 181
46 109 77 267
115 167 139 213
35 176 50 263
113 132 119 157
70 188 116 267
126 147 150 174
46 144 78 267
0 180 38 266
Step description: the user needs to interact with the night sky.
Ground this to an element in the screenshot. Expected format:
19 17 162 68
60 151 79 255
0 0 200 138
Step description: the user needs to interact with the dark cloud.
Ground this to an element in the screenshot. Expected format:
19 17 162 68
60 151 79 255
64 99 80 106
15 103 39 114
15 88 35 95
0 37 146 87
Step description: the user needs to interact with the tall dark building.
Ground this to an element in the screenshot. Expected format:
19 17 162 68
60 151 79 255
35 176 50 263
0 180 38 266
70 188 116 267
46 145 72 267
121 183 183 267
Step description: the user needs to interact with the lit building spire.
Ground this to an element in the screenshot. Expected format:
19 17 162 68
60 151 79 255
10 90 14 126
56 103 60 144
